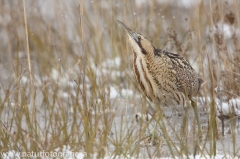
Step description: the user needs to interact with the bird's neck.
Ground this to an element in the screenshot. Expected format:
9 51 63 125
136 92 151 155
144 48 155 63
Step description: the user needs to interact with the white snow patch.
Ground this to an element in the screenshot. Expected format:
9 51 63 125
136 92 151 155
108 87 135 99
91 108 115 115
217 98 240 116
20 75 28 84
2 150 237 159
110 86 118 99
177 0 201 7
89 56 123 80
229 98 240 116
121 89 134 97
51 68 59 81
101 57 121 68
2 145 87 159
209 22 240 39
50 68 77 88
20 75 42 87
135 0 200 8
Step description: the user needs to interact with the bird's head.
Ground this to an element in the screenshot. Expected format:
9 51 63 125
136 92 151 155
117 20 154 58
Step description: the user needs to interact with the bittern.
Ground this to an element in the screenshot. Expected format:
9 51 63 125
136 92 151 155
117 20 203 137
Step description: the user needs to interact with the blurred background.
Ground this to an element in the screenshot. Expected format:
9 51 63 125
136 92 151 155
1 0 240 94
0 0 239 158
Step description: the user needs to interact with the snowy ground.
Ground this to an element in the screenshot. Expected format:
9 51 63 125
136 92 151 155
1 57 240 158
1 0 240 158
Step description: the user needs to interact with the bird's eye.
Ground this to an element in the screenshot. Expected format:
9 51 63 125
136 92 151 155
138 36 141 40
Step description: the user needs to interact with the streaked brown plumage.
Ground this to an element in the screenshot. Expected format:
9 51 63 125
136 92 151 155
117 20 202 109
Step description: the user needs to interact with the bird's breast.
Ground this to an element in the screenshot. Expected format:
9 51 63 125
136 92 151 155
132 54 174 103
132 54 159 101
133 55 187 107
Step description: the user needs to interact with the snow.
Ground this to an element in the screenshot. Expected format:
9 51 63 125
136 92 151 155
109 87 135 99
135 0 201 8
177 0 201 7
50 68 77 88
20 76 28 84
89 56 123 80
110 86 118 99
2 145 87 159
19 75 43 87
217 98 240 116
121 89 134 97
2 149 237 159
209 22 240 39
101 57 121 68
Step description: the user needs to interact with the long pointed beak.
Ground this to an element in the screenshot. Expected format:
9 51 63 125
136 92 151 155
116 19 139 42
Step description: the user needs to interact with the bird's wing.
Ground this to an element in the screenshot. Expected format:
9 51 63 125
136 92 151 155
156 49 201 96
155 49 194 70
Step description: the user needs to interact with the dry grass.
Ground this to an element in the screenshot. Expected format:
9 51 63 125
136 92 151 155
0 0 240 158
